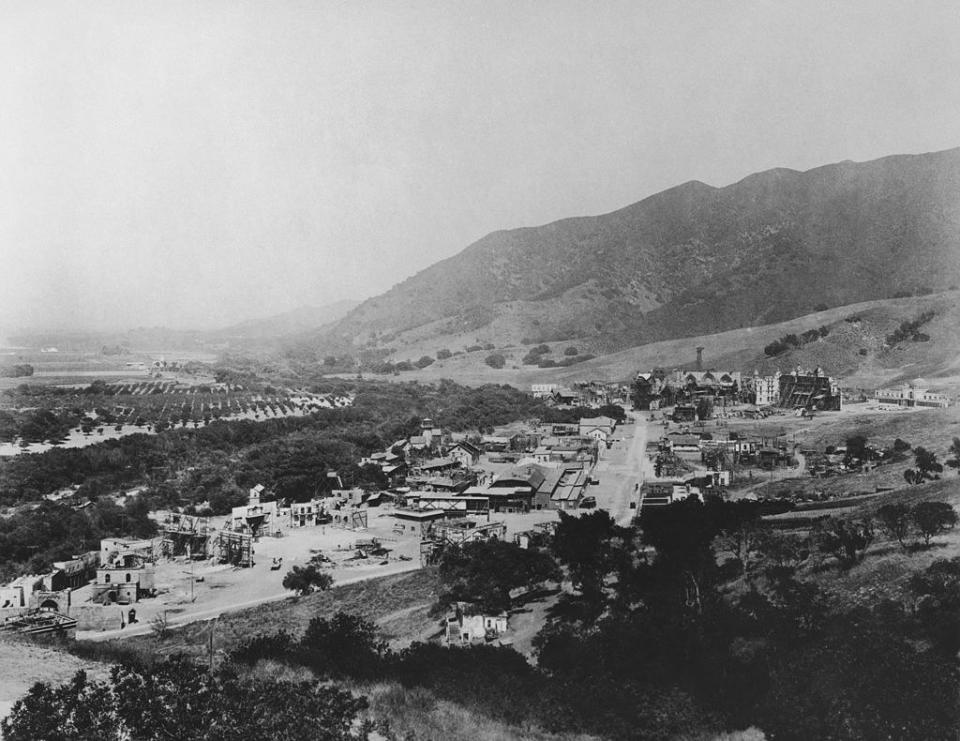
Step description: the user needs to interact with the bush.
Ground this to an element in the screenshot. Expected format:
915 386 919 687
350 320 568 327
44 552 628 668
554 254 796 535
564 347 579 356
484 354 506 369
282 565 334 595
414 356 434 369
436 349 452 360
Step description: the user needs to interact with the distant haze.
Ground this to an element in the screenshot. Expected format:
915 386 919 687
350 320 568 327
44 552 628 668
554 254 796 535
2 1 959 331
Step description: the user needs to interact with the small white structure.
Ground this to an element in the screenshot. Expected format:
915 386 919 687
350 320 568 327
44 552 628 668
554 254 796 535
445 602 508 645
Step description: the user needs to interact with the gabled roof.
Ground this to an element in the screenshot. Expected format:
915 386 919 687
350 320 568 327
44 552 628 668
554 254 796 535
450 441 482 457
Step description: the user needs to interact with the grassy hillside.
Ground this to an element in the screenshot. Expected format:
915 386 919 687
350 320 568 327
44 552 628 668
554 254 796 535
355 290 960 391
312 147 960 355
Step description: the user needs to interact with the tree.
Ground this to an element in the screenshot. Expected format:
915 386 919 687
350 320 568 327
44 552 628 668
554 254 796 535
282 565 334 595
877 503 912 549
845 435 868 461
438 540 559 614
1 658 369 741
946 437 960 472
813 517 874 568
484 353 505 369
552 510 626 603
564 347 579 356
414 355 435 369
912 501 958 546
909 557 960 655
300 611 388 679
913 447 943 480
436 349 452 360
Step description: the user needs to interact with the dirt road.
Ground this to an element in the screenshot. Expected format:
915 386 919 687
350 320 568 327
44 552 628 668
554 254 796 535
76 561 423 642
590 411 655 525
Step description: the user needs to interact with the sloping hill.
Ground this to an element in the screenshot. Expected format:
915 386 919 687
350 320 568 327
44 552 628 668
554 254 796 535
375 291 960 391
318 148 960 354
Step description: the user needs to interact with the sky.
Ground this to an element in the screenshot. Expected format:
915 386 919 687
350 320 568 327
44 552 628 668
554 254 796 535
2 0 960 331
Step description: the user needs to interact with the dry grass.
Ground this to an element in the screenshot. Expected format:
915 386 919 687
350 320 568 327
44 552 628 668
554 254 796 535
357 682 600 741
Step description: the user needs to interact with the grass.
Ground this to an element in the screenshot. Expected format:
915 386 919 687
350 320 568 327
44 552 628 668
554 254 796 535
356 682 599 741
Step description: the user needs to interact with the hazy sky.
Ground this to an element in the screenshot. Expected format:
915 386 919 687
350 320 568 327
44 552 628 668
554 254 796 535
2 1 960 331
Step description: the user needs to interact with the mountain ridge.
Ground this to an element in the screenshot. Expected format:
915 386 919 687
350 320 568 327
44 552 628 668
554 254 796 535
313 147 960 356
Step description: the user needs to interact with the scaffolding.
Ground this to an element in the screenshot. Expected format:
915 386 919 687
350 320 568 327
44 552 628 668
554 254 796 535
160 514 213 560
214 530 253 568
419 521 508 566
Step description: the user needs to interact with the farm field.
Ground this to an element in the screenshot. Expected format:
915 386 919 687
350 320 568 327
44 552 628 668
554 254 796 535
0 379 353 456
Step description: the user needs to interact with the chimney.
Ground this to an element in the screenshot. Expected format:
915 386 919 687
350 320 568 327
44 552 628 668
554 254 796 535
696 347 705 371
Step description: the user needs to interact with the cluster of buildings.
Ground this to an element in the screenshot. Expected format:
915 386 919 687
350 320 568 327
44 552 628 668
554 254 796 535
349 415 618 539
634 360 843 413
531 381 627 407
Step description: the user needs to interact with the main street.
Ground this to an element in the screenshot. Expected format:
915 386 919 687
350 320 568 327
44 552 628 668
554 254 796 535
589 409 656 525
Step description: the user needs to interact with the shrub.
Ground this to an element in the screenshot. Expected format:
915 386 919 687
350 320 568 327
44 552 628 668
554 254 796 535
564 347 579 356
484 354 506 369
282 565 333 595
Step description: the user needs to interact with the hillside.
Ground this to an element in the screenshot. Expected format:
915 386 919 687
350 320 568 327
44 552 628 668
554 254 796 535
315 147 960 355
353 291 960 392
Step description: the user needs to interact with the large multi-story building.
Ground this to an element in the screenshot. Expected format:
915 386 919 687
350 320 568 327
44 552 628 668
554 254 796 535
777 367 842 410
752 371 781 406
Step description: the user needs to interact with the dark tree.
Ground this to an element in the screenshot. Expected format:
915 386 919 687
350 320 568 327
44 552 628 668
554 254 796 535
913 447 943 480
1 658 368 741
552 510 627 603
484 353 506 369
282 565 334 595
300 611 388 679
946 437 960 472
912 501 958 546
439 540 559 614
877 503 912 549
813 517 874 568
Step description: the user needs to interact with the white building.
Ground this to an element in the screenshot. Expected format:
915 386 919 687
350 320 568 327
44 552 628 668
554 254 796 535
875 381 951 408
753 371 781 406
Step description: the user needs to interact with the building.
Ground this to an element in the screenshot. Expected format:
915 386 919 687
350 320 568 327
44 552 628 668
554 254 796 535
673 370 742 395
752 371 781 406
410 492 490 515
229 486 278 536
533 465 590 510
448 441 482 467
531 383 560 399
390 509 448 537
579 416 617 444
445 602 508 645
667 434 702 455
93 539 156 604
874 381 951 408
778 367 842 410
290 499 328 527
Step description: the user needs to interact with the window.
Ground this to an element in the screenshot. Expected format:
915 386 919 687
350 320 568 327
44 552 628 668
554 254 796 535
125 573 132 583
104 574 110 583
